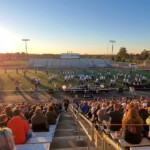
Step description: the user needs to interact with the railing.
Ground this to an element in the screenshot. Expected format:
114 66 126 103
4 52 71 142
69 104 124 150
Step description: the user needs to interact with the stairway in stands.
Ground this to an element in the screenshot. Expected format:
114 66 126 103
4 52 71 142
50 110 94 150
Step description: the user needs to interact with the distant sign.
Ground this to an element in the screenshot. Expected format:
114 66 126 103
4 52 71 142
61 53 80 59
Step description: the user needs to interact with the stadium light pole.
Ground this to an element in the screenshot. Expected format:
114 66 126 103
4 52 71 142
22 39 30 62
110 40 116 55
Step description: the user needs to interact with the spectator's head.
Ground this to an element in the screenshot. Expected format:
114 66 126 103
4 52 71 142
122 108 143 128
129 108 139 119
48 106 54 112
35 107 41 114
102 103 107 108
142 103 147 108
5 106 13 118
13 109 21 116
84 101 87 105
126 104 132 112
0 127 15 150
75 95 78 99
122 102 127 108
113 103 120 111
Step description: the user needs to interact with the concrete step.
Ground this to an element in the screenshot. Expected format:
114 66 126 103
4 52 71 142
59 116 73 121
58 120 75 124
56 123 76 130
50 140 88 149
51 147 102 150
50 147 88 150
52 135 88 142
54 130 85 137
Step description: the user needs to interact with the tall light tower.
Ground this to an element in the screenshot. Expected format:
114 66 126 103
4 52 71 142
110 40 116 55
22 39 30 62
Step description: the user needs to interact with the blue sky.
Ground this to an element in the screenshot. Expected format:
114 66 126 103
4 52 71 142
0 0 150 54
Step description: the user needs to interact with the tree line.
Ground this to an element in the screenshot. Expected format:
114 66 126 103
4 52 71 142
0 48 149 63
113 47 150 63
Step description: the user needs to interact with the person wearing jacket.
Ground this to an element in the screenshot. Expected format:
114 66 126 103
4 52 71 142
46 106 57 125
81 102 90 114
105 103 123 131
7 109 32 144
31 107 49 132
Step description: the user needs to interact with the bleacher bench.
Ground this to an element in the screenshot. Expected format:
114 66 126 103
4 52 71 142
119 138 150 148
26 137 52 144
130 146 150 150
16 143 50 150
15 114 60 150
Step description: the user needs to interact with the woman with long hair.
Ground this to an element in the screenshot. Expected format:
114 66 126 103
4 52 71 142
122 108 143 144
0 127 15 150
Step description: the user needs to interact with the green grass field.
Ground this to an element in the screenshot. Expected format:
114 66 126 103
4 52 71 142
0 68 150 90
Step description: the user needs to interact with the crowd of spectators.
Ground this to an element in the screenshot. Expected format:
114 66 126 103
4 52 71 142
0 101 62 149
73 95 150 144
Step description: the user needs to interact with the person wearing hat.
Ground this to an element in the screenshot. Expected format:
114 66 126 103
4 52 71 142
7 109 31 144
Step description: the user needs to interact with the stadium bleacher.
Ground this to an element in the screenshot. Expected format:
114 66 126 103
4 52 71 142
27 59 112 69
16 115 60 150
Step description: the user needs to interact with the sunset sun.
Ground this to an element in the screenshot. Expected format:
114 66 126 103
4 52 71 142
0 26 15 53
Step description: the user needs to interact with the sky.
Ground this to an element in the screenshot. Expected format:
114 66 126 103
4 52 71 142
0 0 150 54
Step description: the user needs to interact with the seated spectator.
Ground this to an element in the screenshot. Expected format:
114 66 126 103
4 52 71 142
122 108 143 144
46 106 57 125
138 106 149 138
148 107 150 115
146 116 150 138
97 103 109 123
0 114 8 127
123 104 132 117
91 103 100 123
0 127 15 150
28 105 36 123
105 103 123 131
7 109 32 144
5 106 13 120
81 101 90 114
31 107 49 132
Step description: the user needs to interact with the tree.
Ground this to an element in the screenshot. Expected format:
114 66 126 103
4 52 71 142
140 50 149 60
116 47 129 61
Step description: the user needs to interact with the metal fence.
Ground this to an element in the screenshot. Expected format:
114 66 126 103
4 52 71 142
69 104 124 150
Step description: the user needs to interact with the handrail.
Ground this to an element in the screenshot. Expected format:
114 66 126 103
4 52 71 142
70 105 92 141
103 134 124 150
78 113 93 127
94 128 103 141
69 104 150 150
70 105 93 126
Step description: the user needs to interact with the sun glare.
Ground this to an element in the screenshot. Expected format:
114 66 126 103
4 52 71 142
0 26 15 53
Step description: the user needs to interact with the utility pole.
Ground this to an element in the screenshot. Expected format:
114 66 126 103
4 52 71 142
22 39 30 62
110 40 116 55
